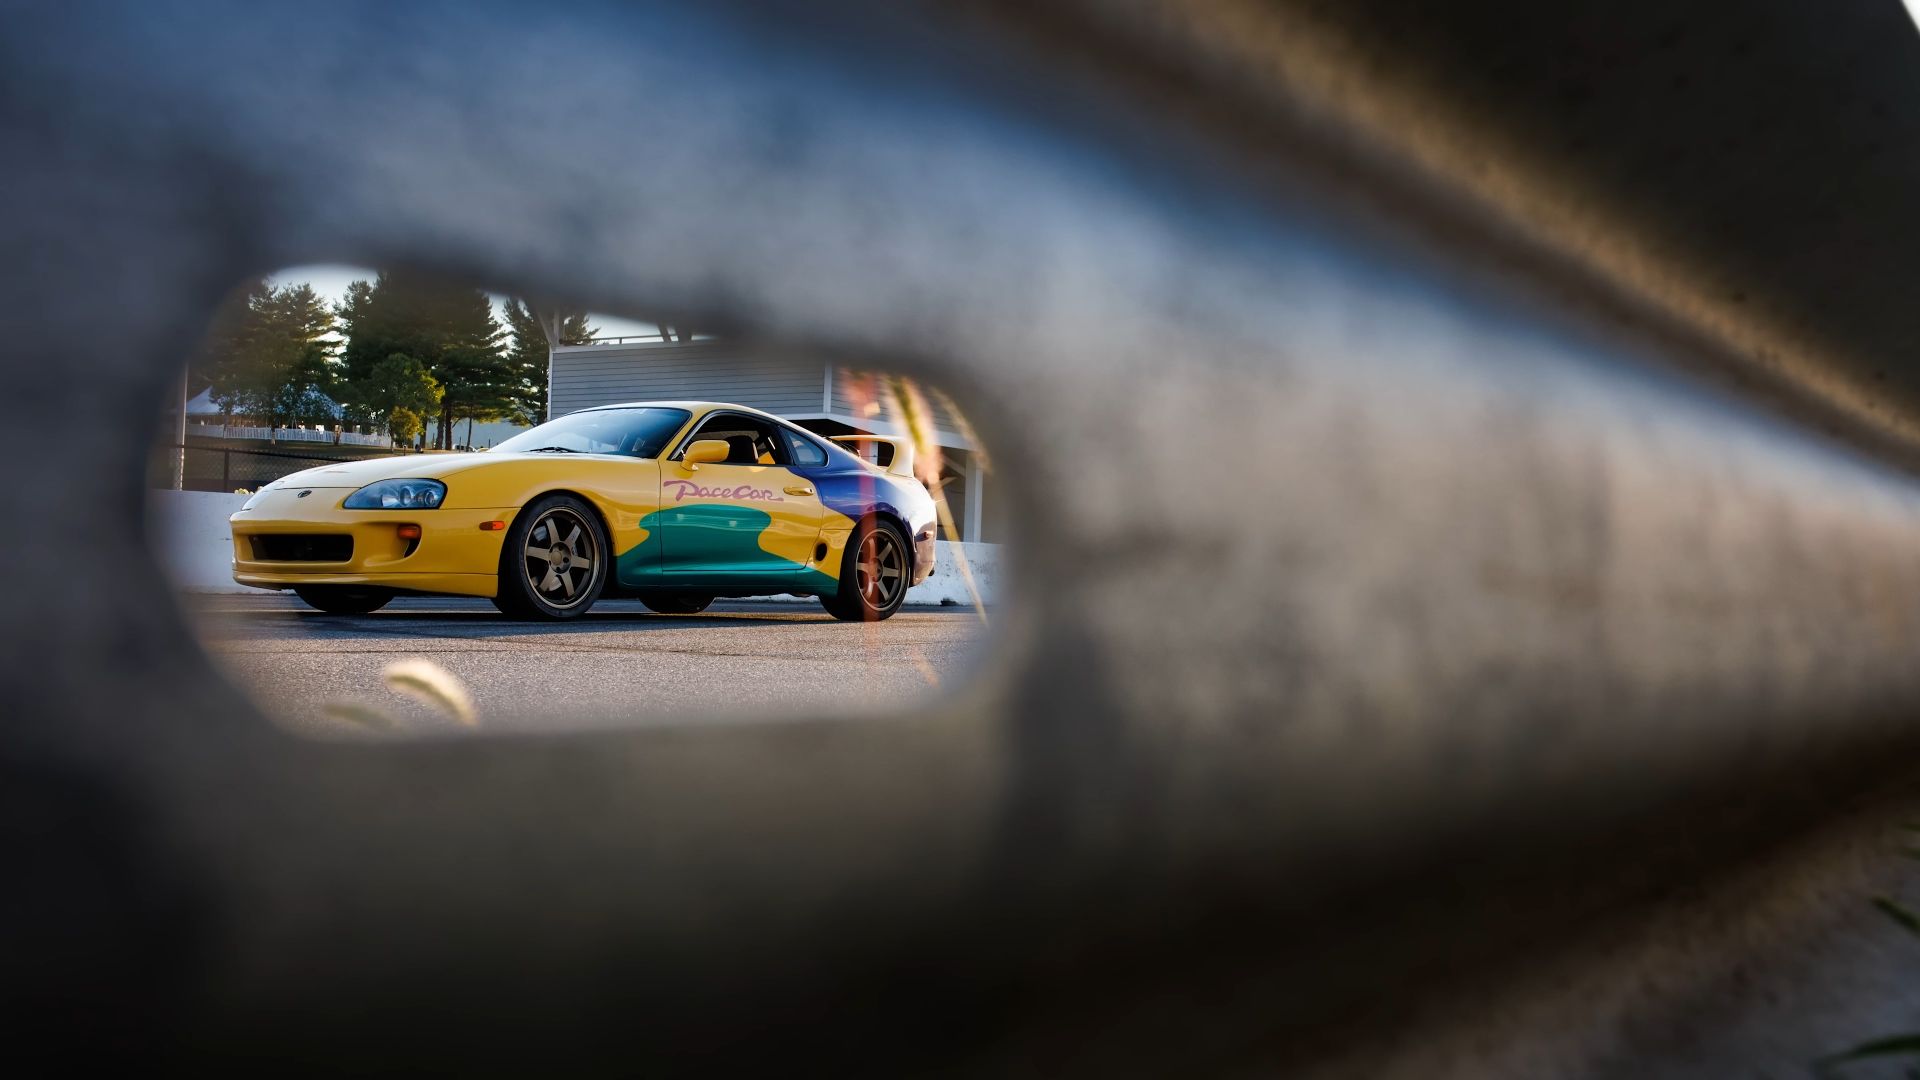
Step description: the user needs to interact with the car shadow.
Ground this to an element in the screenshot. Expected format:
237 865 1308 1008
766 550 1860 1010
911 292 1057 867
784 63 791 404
301 608 825 634
249 599 965 640
196 597 963 641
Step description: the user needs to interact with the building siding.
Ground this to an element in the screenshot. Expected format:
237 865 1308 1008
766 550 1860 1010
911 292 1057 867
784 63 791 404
550 341 825 418
827 365 856 416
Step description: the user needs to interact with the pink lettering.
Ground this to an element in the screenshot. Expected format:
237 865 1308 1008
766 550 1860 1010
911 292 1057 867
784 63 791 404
664 479 786 503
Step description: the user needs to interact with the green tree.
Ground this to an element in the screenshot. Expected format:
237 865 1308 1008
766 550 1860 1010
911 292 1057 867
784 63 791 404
361 354 443 450
336 270 508 449
193 279 340 438
193 278 270 422
502 298 594 424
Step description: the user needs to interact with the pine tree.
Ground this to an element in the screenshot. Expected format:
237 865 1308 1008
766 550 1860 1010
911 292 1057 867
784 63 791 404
335 270 509 449
192 279 340 437
194 277 271 423
502 298 594 425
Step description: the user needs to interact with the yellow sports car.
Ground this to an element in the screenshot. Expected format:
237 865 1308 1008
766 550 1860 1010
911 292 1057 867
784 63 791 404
229 402 938 621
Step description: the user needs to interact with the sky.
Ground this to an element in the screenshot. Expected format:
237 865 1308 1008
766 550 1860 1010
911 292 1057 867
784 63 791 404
266 264 659 341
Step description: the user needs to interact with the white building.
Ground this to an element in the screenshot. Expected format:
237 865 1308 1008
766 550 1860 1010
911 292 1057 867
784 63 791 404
549 338 1002 544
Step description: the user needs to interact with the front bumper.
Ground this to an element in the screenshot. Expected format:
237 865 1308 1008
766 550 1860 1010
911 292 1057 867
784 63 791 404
230 489 509 599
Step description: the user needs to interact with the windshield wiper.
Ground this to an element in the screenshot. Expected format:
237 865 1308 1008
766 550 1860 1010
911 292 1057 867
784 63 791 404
523 446 579 454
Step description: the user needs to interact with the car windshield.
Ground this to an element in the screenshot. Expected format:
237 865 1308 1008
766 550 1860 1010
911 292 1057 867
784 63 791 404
493 407 691 458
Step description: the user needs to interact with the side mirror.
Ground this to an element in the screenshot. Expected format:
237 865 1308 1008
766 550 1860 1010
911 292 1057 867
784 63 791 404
682 439 730 469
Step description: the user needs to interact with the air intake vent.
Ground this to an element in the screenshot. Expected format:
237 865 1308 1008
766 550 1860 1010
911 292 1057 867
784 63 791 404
250 534 353 562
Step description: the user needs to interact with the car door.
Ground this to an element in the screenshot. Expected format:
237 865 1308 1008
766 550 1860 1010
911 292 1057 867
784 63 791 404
654 412 829 586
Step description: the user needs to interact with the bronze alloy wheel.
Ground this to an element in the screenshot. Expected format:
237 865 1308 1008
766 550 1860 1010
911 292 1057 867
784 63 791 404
520 506 601 610
823 519 912 622
854 526 908 610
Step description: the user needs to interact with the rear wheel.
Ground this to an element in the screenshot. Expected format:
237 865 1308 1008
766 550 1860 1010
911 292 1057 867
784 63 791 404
821 520 911 622
293 585 392 615
640 594 714 615
492 495 610 620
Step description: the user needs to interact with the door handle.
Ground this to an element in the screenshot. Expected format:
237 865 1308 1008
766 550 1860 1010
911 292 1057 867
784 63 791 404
784 485 815 496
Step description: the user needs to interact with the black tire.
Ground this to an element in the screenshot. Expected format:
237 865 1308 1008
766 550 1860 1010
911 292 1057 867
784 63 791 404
820 519 911 622
640 594 715 615
294 585 393 615
492 494 610 620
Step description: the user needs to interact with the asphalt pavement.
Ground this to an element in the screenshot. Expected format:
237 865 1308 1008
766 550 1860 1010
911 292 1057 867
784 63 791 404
187 594 989 738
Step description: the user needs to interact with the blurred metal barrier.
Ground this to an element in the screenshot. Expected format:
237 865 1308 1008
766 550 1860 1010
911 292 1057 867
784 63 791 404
6 0 1920 1074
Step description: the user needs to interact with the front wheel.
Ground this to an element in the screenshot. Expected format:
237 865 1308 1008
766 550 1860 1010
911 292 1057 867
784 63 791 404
294 585 393 614
492 495 610 620
820 520 911 622
640 594 714 615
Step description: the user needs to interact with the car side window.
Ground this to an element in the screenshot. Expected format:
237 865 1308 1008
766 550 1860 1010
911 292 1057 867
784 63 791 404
686 415 788 466
782 429 828 467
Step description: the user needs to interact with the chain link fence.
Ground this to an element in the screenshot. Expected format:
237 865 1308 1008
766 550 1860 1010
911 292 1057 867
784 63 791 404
149 442 394 493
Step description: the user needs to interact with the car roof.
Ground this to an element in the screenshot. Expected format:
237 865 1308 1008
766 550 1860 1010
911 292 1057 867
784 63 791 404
577 401 775 421
572 401 857 459
577 401 853 441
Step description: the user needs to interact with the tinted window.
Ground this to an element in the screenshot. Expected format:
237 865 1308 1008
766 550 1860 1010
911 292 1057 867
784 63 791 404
684 414 788 465
783 428 828 467
493 408 690 458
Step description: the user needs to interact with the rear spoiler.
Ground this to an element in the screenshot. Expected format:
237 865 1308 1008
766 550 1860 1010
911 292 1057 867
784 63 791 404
830 435 917 479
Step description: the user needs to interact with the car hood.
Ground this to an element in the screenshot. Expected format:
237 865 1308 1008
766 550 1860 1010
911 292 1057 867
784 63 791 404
269 452 568 489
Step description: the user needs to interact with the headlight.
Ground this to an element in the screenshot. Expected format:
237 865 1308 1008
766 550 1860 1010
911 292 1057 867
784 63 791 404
342 478 446 510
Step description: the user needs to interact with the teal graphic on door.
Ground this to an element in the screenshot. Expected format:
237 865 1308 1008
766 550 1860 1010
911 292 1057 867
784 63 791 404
618 504 838 592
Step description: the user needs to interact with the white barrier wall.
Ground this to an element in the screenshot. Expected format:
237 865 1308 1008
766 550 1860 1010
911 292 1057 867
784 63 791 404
908 539 999 608
146 489 999 606
148 491 249 592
